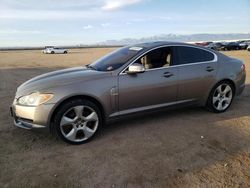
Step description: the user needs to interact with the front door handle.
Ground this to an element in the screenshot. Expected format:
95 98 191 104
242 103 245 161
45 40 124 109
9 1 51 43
163 72 174 78
206 67 214 72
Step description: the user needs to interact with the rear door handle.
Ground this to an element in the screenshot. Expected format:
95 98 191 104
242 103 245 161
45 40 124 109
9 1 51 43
206 67 214 72
163 72 174 78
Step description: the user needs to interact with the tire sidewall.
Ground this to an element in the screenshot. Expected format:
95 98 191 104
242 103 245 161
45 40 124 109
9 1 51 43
54 99 103 144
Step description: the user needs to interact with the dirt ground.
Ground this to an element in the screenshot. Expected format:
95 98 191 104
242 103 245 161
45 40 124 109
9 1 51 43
0 48 250 188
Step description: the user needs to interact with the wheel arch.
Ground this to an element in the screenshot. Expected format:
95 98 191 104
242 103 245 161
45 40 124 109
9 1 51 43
48 95 105 132
215 79 236 94
205 78 236 106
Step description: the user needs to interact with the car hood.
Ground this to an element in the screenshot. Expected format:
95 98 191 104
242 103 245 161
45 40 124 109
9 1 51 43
16 66 110 96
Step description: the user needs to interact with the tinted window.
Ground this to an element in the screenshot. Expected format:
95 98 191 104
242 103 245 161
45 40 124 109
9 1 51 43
135 47 173 70
90 46 142 71
176 46 214 65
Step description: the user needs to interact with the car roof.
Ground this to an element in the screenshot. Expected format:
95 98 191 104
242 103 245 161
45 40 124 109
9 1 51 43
132 41 216 53
134 41 200 49
129 41 220 56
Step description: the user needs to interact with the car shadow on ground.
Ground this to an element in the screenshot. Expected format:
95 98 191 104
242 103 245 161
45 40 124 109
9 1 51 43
1 67 250 187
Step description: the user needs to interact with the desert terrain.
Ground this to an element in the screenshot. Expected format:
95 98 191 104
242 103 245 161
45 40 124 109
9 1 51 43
0 48 250 187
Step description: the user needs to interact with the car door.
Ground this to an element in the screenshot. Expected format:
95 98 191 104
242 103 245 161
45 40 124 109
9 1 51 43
55 48 62 53
175 46 218 102
118 47 179 115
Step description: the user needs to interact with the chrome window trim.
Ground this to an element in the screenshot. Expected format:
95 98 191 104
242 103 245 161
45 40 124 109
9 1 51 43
119 44 218 75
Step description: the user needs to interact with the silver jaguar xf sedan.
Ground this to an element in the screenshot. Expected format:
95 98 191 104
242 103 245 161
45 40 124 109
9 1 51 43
10 42 246 144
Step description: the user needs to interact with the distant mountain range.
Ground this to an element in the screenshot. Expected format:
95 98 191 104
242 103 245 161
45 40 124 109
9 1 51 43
98 33 250 45
1 33 250 50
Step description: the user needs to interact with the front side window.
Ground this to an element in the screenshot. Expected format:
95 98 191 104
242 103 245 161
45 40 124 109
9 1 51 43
131 47 173 70
176 46 214 65
90 46 142 71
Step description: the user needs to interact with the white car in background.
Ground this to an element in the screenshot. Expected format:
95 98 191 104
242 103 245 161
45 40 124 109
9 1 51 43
43 47 68 54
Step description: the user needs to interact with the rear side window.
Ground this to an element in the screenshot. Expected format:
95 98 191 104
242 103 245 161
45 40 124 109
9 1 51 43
176 46 214 65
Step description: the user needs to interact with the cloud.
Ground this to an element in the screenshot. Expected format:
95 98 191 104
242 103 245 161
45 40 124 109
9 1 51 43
125 22 132 25
0 0 103 11
0 0 147 21
101 23 111 27
83 25 94 29
158 16 173 21
0 29 43 34
0 0 145 13
101 0 143 11
0 9 105 20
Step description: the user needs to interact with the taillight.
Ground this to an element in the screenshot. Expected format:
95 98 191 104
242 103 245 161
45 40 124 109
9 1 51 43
241 64 246 71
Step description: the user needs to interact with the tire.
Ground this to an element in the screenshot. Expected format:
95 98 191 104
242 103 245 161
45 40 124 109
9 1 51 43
51 51 55 54
64 51 67 54
54 99 103 144
206 81 234 113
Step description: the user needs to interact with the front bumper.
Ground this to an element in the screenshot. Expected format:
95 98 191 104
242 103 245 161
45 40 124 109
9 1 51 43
13 117 46 130
10 102 55 129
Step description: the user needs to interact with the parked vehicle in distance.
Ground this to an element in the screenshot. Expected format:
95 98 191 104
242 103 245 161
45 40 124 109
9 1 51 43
217 42 226 51
195 42 212 47
43 47 68 54
44 46 54 49
204 42 218 50
239 41 249 50
11 42 246 144
220 42 240 51
215 42 224 49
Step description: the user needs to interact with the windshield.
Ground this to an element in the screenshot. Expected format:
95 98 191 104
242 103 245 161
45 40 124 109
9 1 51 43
89 46 143 71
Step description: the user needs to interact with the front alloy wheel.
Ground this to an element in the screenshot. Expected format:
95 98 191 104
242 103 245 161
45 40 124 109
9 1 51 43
54 99 102 144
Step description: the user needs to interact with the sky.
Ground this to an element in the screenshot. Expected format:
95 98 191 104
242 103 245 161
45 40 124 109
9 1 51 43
0 0 250 47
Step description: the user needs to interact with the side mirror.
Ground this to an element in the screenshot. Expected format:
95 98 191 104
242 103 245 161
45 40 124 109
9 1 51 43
126 63 145 74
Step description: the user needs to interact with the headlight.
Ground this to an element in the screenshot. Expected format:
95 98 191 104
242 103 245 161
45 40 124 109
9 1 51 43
17 92 54 106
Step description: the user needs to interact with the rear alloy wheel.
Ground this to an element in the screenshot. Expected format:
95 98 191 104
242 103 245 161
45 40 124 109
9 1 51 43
207 82 234 113
51 51 55 54
64 51 67 54
54 99 102 144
